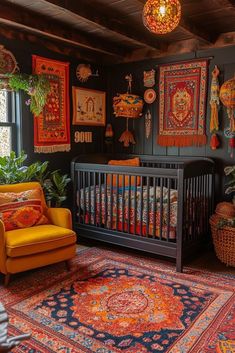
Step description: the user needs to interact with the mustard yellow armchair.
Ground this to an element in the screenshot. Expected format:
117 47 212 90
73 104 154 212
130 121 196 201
0 182 77 286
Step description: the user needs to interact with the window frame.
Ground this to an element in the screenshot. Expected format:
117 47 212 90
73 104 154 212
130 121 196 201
0 90 22 155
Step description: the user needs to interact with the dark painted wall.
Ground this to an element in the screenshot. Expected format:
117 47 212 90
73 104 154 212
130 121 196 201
1 33 234 203
0 35 107 175
107 46 235 202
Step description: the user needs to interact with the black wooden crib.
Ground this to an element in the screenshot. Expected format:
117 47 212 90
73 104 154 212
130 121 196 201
71 154 215 272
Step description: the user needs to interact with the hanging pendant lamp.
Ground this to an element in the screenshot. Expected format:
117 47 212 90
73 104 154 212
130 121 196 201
143 0 181 35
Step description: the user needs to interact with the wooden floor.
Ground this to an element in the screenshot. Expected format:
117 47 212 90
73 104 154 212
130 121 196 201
188 249 235 275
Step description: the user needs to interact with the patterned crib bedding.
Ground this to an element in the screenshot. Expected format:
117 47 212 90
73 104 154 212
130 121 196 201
78 185 178 240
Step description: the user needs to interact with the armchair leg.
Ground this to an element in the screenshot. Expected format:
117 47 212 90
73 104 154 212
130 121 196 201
65 260 71 271
4 274 11 287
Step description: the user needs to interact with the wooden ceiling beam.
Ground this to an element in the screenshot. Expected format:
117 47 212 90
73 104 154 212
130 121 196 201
0 1 125 59
0 24 116 64
40 0 165 52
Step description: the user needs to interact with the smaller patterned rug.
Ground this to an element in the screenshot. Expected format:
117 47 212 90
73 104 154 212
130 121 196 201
1 247 234 353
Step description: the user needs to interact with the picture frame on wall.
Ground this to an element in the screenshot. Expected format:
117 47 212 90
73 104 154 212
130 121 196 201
72 86 106 126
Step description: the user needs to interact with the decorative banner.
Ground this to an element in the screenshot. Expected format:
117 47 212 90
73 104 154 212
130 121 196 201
158 59 208 147
32 56 70 153
74 131 92 143
143 69 155 87
144 89 156 104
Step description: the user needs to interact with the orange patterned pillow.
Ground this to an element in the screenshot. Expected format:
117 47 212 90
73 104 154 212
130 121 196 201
107 157 141 187
0 188 49 231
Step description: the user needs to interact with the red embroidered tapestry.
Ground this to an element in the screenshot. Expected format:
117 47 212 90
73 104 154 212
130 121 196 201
32 55 70 153
158 59 208 147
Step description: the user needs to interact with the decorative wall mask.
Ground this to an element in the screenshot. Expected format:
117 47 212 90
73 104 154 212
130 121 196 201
143 69 155 87
113 74 144 147
209 65 220 150
76 64 99 82
74 131 93 143
144 89 156 104
145 109 152 139
0 45 19 76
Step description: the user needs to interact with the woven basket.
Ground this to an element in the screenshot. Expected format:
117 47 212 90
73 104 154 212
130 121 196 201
210 214 235 267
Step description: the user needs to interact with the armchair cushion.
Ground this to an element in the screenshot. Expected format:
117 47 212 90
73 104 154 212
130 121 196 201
0 188 49 231
6 224 76 257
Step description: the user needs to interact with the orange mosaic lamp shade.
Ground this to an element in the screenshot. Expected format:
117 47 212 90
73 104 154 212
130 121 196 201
143 0 181 34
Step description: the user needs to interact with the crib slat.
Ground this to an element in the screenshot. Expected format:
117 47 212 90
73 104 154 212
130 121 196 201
166 178 171 242
77 171 81 224
153 177 157 239
98 172 102 226
110 172 113 230
134 175 137 235
122 174 124 232
146 176 150 237
159 178 163 241
88 172 91 225
128 175 131 234
93 172 96 226
140 176 143 236
116 174 119 231
104 173 108 228
82 172 86 225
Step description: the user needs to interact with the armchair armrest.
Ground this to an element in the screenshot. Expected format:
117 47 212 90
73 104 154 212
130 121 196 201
46 208 73 230
0 220 7 274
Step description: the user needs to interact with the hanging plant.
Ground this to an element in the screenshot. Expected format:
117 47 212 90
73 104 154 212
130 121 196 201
1 73 50 115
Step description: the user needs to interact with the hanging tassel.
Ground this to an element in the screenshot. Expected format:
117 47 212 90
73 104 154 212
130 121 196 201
119 118 136 147
209 66 220 150
210 102 219 132
229 137 235 158
210 133 220 150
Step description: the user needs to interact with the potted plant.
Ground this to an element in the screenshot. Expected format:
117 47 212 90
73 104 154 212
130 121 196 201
43 170 71 207
0 73 50 115
0 151 70 207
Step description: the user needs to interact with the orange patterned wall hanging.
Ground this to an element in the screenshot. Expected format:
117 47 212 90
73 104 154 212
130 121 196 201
32 55 70 153
158 59 208 147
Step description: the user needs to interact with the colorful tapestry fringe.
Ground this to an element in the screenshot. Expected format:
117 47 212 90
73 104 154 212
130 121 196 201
32 55 70 153
158 59 208 147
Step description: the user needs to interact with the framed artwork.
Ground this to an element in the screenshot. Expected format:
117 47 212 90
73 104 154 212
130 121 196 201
72 87 106 126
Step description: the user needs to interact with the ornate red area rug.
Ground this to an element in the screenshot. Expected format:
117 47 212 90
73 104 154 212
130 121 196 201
158 59 208 147
32 55 70 153
1 247 234 353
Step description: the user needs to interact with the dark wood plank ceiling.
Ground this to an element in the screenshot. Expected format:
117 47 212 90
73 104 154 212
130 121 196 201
1 0 235 64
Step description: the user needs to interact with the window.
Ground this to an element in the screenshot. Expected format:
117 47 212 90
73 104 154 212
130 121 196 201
0 90 21 156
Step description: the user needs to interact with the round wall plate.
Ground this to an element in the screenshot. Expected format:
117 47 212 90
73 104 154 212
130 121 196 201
144 89 156 104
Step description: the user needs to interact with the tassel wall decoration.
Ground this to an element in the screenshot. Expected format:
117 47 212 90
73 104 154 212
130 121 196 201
209 65 220 149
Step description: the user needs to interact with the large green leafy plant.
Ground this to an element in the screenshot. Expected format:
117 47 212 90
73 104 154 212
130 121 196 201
0 151 70 207
0 73 50 115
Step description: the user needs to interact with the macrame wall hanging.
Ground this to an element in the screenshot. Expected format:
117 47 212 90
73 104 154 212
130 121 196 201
113 74 144 147
209 65 220 150
219 76 235 158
